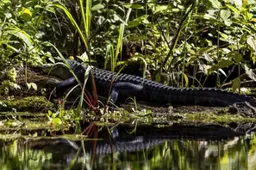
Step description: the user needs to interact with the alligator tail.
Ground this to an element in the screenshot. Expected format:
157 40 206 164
165 88 255 106
148 86 255 106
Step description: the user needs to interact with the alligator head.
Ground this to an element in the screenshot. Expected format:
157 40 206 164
41 62 73 80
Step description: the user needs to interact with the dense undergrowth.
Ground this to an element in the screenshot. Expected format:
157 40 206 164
1 0 256 133
1 0 256 87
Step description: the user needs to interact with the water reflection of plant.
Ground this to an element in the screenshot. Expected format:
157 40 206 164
0 135 256 169
0 140 52 170
92 136 256 169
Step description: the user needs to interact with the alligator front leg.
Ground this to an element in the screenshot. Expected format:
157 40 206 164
55 77 77 97
110 82 143 103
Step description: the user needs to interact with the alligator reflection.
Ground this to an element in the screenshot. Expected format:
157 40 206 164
0 123 256 170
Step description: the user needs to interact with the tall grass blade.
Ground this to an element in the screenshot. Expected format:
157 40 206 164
113 0 133 71
114 24 125 72
77 66 91 114
48 42 82 85
85 0 92 38
53 4 88 50
79 0 86 36
105 44 114 69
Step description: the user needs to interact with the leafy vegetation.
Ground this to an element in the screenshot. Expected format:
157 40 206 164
1 0 256 133
1 0 256 86
2 1 256 168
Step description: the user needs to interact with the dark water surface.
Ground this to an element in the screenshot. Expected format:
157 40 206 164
1 126 256 170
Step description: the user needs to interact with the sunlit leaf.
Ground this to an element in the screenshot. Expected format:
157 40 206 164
244 11 253 20
217 31 229 40
226 4 240 14
244 64 256 81
251 55 256 64
181 72 189 87
113 14 126 24
18 7 32 21
91 3 104 11
231 0 242 9
31 82 37 90
6 27 33 47
250 18 256 23
209 0 222 9
26 82 31 89
219 68 227 77
247 36 256 51
114 24 125 71
232 77 241 91
52 118 62 125
85 0 92 38
220 9 231 20
154 5 168 14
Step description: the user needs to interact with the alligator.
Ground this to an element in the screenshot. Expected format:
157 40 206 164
42 60 256 106
26 124 242 156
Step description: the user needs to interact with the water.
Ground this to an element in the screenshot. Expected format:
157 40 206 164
0 129 256 170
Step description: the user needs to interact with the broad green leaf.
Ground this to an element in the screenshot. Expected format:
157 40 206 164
154 5 168 14
247 36 256 51
6 27 33 47
208 59 234 73
127 15 149 28
250 18 256 23
92 3 104 11
209 0 221 9
218 59 234 68
220 9 231 20
231 0 242 9
26 82 31 89
227 51 242 63
232 77 241 92
52 118 62 125
217 31 229 40
203 14 215 20
31 82 37 90
244 11 253 20
252 55 256 64
123 3 144 9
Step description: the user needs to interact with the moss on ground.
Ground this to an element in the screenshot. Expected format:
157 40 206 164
0 96 54 112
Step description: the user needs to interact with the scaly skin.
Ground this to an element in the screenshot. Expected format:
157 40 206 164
42 60 255 106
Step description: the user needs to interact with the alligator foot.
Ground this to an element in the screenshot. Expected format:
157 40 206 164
229 101 256 117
